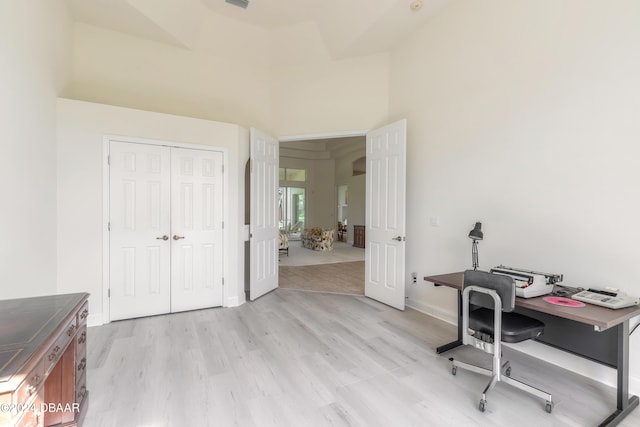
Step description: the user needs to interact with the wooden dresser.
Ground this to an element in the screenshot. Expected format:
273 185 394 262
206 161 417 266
0 293 89 427
352 225 365 248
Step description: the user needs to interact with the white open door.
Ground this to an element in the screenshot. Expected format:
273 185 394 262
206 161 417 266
109 141 172 320
170 148 224 312
365 119 407 310
249 128 279 300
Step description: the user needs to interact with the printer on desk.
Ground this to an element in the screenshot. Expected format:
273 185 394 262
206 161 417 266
490 265 563 298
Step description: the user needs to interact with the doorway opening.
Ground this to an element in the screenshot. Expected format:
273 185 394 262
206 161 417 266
277 134 366 295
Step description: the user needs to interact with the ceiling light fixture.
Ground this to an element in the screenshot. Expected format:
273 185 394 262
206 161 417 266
226 0 249 9
410 0 423 11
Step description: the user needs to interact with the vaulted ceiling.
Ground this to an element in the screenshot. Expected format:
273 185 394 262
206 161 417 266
66 0 453 59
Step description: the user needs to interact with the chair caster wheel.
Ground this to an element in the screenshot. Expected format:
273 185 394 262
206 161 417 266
505 367 511 377
545 401 553 413
479 399 486 412
451 366 457 376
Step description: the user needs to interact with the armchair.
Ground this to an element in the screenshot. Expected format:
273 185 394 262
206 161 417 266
301 228 335 251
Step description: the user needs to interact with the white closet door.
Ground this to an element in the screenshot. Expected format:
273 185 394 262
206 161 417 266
109 141 171 320
170 148 224 312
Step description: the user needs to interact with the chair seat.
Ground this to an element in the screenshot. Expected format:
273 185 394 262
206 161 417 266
469 308 544 343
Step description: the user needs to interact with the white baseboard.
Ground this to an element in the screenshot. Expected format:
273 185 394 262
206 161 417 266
406 298 457 325
226 296 244 308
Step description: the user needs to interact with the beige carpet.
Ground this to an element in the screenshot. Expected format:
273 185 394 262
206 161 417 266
279 261 364 295
279 241 365 267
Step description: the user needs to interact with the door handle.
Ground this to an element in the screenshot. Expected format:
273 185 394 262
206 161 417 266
173 235 185 240
391 236 404 241
156 235 169 240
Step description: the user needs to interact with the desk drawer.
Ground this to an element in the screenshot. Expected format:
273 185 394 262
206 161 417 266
76 325 87 387
44 317 76 374
14 359 45 410
77 301 89 328
13 392 43 427
76 378 87 407
76 356 87 382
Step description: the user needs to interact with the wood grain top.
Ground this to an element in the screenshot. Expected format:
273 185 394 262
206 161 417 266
424 272 640 331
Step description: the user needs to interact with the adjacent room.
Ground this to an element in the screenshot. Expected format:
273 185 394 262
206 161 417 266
2 1 640 426
278 136 366 294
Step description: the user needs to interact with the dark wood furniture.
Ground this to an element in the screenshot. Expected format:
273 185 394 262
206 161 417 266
353 225 365 248
424 272 640 426
337 222 347 242
0 293 89 427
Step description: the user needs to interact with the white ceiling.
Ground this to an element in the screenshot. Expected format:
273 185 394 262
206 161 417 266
66 0 454 59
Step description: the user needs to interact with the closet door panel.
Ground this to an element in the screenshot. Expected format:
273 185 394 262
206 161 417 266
109 142 171 320
171 148 224 312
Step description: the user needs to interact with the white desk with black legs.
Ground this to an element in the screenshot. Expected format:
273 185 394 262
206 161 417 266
425 272 640 427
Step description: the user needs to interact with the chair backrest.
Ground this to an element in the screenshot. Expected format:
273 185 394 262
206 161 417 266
463 270 516 312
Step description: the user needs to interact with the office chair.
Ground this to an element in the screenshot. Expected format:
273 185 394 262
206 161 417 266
449 270 553 413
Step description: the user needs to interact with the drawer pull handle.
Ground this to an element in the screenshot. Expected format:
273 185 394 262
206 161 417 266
78 331 87 344
77 358 87 372
80 309 89 320
67 324 76 336
48 345 61 361
26 374 43 395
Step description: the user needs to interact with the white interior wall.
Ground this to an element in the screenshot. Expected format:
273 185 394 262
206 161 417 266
0 0 72 299
279 157 336 230
335 150 367 243
271 53 390 136
66 23 273 132
390 0 640 392
56 98 247 326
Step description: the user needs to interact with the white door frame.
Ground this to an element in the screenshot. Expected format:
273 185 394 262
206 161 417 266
102 135 229 324
278 129 369 142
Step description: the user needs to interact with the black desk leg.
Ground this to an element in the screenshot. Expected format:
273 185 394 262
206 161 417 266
436 290 464 354
599 320 639 427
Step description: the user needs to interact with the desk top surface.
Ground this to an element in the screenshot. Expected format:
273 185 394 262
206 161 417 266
424 272 640 331
0 293 89 385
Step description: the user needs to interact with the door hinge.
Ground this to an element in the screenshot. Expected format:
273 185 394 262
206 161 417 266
222 221 224 229
108 288 111 298
108 222 111 231
107 155 110 165
222 277 225 285
222 164 224 173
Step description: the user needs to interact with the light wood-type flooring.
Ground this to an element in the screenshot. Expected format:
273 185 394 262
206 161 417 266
85 289 640 426
279 261 364 295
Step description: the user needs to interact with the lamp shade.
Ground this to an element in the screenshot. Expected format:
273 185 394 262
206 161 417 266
468 222 483 240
